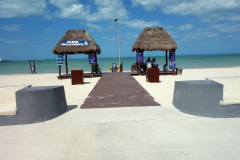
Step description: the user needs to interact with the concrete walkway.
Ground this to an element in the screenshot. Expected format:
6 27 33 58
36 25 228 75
81 72 160 109
1 106 240 160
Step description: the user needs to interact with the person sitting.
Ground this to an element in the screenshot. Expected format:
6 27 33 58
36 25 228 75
145 57 152 68
151 58 158 68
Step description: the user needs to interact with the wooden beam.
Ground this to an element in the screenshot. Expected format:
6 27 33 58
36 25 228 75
65 53 68 75
58 65 61 79
91 64 94 78
95 53 97 74
166 50 168 66
139 62 142 75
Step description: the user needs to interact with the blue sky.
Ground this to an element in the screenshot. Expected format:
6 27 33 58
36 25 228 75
0 0 240 60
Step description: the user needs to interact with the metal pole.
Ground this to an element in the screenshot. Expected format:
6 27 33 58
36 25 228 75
118 18 120 66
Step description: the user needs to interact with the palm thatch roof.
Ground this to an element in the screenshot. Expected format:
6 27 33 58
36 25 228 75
132 27 177 52
53 30 101 55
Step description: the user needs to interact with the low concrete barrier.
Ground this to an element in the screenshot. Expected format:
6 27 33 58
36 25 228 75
0 86 67 126
173 80 223 117
173 80 240 118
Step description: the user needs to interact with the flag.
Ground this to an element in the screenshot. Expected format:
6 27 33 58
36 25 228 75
114 18 118 22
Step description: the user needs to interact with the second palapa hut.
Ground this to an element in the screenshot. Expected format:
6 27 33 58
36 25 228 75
52 29 101 79
132 27 177 74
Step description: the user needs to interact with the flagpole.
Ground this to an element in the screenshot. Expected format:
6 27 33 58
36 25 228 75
117 18 120 66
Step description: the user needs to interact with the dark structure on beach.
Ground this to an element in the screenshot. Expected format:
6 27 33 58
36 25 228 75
132 27 177 70
52 30 101 78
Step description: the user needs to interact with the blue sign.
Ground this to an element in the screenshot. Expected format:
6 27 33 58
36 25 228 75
60 40 90 46
57 54 64 65
169 62 176 69
136 50 144 62
112 63 117 72
88 53 96 64
169 50 175 61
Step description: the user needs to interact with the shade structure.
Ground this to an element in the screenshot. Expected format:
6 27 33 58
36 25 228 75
52 30 101 55
131 27 177 52
52 29 101 79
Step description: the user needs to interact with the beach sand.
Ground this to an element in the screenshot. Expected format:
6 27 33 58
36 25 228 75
0 73 100 115
133 67 240 106
1 67 240 159
0 67 240 114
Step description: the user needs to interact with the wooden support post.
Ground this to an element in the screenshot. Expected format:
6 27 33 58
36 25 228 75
91 64 94 78
95 53 98 74
65 53 68 75
59 65 61 79
166 50 168 66
172 69 174 76
139 62 142 75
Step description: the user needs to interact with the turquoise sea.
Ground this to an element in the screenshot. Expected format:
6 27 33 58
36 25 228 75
0 53 240 75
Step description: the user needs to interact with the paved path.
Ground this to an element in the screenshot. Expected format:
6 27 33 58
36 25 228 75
1 106 240 160
81 72 160 109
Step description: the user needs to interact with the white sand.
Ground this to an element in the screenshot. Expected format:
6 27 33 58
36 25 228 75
0 67 240 115
133 67 240 106
0 73 100 115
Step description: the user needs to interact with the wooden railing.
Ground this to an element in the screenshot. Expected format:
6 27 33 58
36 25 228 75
131 62 138 72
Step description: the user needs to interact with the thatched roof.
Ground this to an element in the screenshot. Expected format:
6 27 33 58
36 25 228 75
53 30 101 55
132 27 177 52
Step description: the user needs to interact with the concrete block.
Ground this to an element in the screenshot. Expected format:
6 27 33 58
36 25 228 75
0 86 67 126
173 80 223 117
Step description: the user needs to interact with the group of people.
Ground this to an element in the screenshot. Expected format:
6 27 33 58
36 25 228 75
145 57 158 68
141 57 158 72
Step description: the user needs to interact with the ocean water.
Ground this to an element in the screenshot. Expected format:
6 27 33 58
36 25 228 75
0 53 240 75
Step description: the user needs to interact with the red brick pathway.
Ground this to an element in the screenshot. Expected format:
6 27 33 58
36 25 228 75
80 72 160 109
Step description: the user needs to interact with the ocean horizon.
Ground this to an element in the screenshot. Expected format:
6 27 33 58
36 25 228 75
0 53 240 75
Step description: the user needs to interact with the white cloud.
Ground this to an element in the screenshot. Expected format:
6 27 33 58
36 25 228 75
131 0 240 22
0 0 46 18
210 23 240 33
102 37 117 41
122 20 160 29
175 29 218 42
121 32 138 38
207 33 218 38
50 0 128 21
80 22 103 31
0 39 26 43
177 24 193 31
0 24 23 30
131 0 163 11
43 28 53 31
49 0 79 8
222 35 240 40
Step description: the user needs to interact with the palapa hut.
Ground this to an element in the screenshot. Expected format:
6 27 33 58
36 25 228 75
132 27 177 72
53 29 101 78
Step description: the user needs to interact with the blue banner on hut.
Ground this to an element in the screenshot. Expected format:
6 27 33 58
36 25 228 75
88 53 96 64
60 40 90 46
169 50 176 61
136 50 144 63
